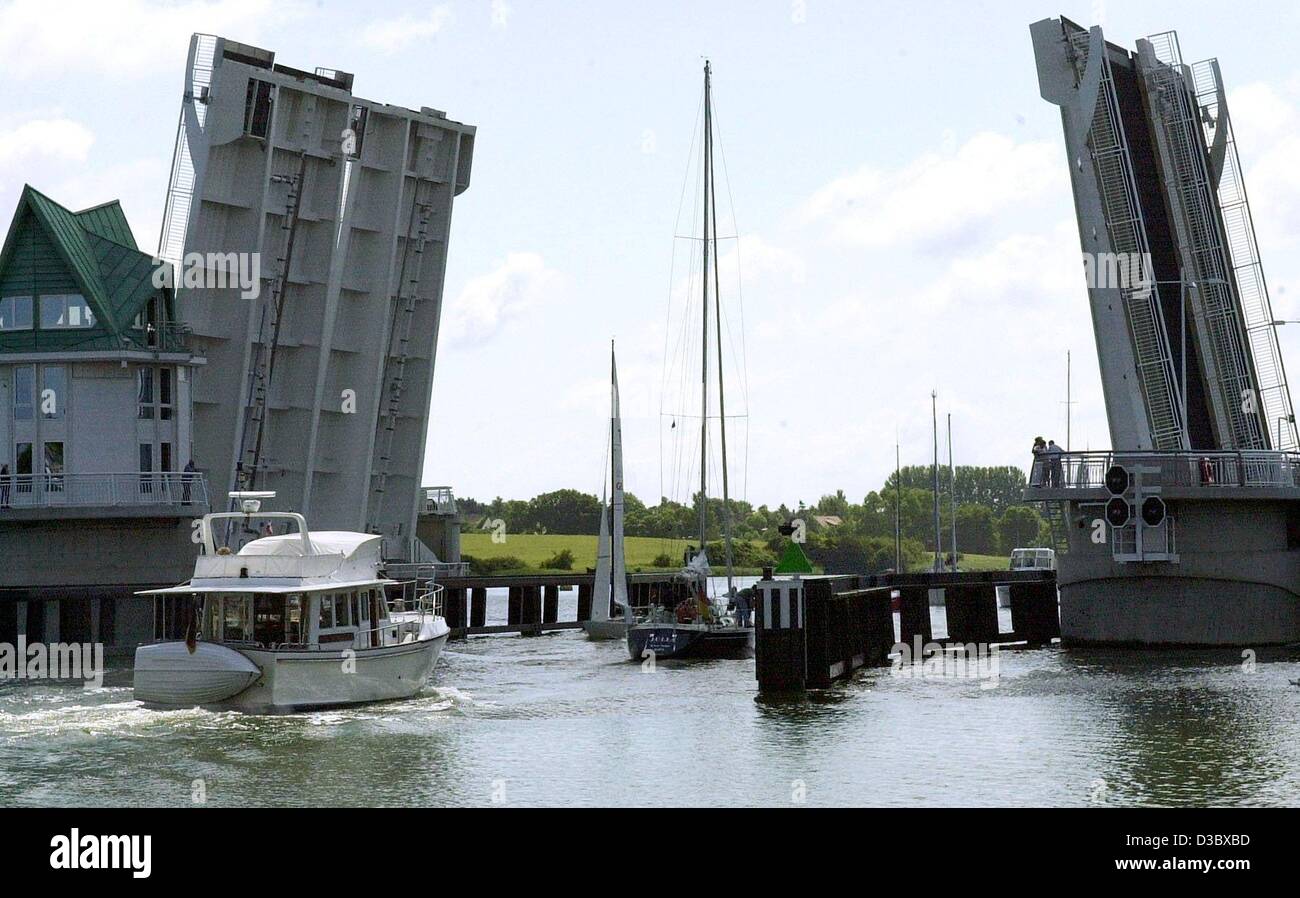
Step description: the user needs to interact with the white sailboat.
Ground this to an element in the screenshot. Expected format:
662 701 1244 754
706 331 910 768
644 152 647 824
583 342 631 639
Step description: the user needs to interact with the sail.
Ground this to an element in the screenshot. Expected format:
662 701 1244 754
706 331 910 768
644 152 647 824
611 344 629 614
592 490 612 623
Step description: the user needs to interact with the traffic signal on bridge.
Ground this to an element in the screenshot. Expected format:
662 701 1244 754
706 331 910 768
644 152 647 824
1105 496 1131 527
1105 464 1130 496
1141 495 1166 527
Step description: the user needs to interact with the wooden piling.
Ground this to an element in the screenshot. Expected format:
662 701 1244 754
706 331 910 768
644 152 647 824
445 587 467 632
944 583 999 645
507 586 522 625
521 585 542 635
543 585 559 623
577 583 592 621
1009 580 1060 645
470 587 487 628
897 585 932 646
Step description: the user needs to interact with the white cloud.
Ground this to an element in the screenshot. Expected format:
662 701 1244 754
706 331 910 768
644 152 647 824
442 252 563 346
362 5 453 53
0 118 95 170
718 234 805 285
799 132 1061 250
1227 82 1296 143
0 0 301 79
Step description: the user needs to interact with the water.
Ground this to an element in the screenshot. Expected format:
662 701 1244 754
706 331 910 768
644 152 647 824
3 589 1300 807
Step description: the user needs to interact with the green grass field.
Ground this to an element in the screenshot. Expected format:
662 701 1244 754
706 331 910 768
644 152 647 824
461 532 699 572
463 532 1010 576
905 552 1008 573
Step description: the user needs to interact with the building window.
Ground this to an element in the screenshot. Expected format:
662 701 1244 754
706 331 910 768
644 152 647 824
39 294 95 329
15 442 32 478
0 295 33 330
243 78 273 138
137 368 154 419
159 368 173 420
43 442 63 489
41 365 66 419
345 104 368 159
139 442 153 495
160 441 172 473
13 365 33 420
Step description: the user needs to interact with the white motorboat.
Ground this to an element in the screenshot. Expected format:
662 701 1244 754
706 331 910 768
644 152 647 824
133 492 449 713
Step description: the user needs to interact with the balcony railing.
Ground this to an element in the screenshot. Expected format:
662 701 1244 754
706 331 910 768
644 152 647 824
421 486 458 514
1027 450 1300 491
0 472 210 510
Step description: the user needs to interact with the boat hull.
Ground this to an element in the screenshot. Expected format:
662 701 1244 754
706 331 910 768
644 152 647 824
582 619 628 641
134 633 447 713
626 624 753 661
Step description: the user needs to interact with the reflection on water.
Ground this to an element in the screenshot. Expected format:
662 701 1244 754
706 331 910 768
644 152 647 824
2 623 1299 806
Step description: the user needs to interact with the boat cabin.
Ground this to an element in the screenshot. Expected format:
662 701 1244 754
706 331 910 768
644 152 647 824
153 585 410 651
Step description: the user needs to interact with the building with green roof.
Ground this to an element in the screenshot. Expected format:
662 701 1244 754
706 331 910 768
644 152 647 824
0 186 207 650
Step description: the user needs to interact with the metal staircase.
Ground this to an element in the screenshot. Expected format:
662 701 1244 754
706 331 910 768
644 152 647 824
1145 33 1266 450
1067 27 1186 450
366 179 435 535
1040 498 1069 553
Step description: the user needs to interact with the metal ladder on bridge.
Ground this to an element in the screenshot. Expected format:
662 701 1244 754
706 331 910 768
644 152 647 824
236 157 307 493
366 180 435 535
1068 27 1186 451
1039 499 1069 553
1145 35 1264 450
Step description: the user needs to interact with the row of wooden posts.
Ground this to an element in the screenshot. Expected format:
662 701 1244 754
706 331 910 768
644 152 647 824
754 571 1061 693
434 576 690 637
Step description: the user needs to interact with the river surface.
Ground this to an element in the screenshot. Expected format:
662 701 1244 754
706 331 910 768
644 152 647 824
2 580 1300 807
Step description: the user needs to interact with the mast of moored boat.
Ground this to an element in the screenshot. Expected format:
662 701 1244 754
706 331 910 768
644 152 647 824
698 60 712 561
707 63 736 594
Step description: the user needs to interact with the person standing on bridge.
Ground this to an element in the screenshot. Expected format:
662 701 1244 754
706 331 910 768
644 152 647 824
1046 439 1065 488
1030 437 1047 487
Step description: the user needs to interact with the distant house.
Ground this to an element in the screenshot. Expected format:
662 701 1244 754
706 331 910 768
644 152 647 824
0 185 206 650
810 514 843 531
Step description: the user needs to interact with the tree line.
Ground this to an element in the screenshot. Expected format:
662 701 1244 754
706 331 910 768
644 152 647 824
460 464 1052 572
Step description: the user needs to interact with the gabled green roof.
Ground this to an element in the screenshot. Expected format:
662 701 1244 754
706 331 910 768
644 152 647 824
0 185 173 353
74 201 138 249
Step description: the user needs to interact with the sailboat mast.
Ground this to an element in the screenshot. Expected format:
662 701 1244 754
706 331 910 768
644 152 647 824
707 65 735 591
698 60 711 553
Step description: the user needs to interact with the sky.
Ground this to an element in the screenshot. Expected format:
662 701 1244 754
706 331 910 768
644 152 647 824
4 0 1300 509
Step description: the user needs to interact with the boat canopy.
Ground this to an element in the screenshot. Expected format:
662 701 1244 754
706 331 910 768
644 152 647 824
238 531 382 559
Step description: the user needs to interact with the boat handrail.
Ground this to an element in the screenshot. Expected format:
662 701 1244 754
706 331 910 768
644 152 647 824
350 583 445 645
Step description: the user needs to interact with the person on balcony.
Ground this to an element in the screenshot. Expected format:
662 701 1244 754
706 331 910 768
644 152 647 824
1030 437 1047 487
182 459 197 503
1046 440 1065 487
0 464 9 508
